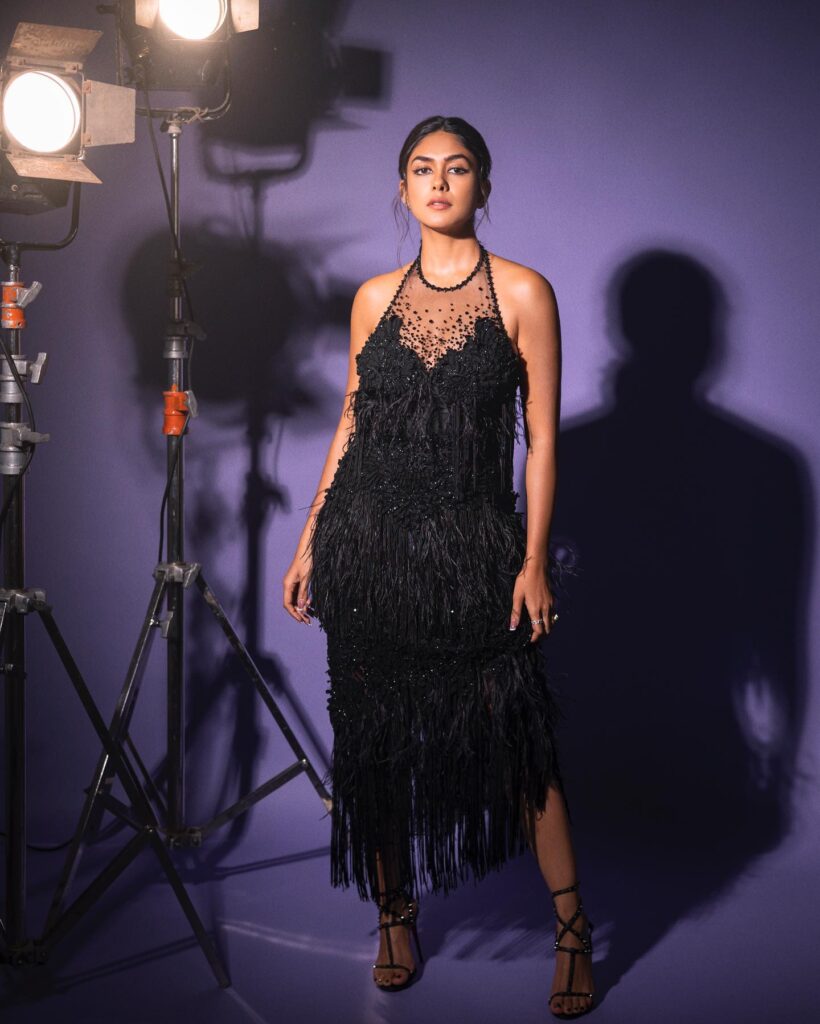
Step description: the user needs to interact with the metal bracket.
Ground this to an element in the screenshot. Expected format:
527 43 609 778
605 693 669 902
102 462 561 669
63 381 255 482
148 567 200 636
166 827 203 849
163 319 206 360
153 562 201 587
153 611 174 638
0 587 48 614
0 353 49 402
0 424 50 447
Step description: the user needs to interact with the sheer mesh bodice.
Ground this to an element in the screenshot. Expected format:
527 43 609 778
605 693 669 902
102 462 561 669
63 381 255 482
385 243 502 370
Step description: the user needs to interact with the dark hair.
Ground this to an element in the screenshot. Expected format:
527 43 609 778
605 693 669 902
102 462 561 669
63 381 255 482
393 115 492 254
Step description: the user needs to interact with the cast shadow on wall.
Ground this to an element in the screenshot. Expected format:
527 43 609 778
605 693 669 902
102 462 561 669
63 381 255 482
424 248 812 1001
551 248 809 991
120 227 352 863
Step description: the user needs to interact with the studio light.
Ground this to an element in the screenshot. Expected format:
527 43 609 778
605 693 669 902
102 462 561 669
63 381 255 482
118 0 259 92
0 21 139 976
0 22 135 186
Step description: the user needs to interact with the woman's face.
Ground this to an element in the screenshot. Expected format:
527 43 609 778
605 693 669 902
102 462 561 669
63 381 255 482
401 130 485 230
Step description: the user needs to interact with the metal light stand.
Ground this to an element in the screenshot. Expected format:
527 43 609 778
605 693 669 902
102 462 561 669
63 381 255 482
0 238 50 966
0 195 225 982
45 116 331 977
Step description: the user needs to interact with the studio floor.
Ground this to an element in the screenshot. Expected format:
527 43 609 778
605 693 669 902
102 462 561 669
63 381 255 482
1 776 817 1024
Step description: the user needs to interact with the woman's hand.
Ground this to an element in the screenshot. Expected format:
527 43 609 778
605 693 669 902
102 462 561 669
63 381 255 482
509 556 555 643
283 551 313 625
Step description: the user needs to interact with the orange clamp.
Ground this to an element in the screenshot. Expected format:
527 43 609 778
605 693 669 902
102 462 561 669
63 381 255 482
1 282 27 330
163 384 188 436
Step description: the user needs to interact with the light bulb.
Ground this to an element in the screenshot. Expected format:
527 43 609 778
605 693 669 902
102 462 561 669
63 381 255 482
158 0 228 41
2 71 81 154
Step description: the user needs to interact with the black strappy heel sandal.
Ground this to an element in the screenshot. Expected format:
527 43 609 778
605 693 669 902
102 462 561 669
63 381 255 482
549 881 595 1018
372 885 425 992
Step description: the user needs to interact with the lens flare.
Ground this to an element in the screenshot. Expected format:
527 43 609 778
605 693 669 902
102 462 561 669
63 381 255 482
2 71 81 154
158 0 228 40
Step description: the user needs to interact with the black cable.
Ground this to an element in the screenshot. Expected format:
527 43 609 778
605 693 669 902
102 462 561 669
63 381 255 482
141 86 198 380
0 810 127 851
0 828 72 853
0 328 38 534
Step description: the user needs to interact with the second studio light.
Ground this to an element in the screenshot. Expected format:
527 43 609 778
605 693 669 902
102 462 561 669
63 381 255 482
120 0 258 92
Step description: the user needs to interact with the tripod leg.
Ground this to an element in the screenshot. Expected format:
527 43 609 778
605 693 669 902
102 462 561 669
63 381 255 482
148 832 231 988
41 829 151 949
38 607 230 987
42 578 166 930
125 733 168 819
196 573 331 806
42 827 231 989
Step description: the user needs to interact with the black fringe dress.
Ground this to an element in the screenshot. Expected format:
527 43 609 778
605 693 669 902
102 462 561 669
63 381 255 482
307 243 571 903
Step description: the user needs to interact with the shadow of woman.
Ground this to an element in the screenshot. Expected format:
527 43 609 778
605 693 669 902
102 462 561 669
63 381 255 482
543 247 812 993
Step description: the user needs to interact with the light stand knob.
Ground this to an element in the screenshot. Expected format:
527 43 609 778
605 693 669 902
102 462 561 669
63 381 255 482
0 352 49 403
0 423 50 476
16 282 42 309
28 353 48 385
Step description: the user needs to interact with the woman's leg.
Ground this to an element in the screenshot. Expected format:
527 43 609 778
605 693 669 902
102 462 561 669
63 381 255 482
524 782 595 1016
372 841 417 988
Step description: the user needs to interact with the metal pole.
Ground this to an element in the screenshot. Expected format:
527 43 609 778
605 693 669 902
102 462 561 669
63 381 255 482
166 122 185 831
2 256 26 945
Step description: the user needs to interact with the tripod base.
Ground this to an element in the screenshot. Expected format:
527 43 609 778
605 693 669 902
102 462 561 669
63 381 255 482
0 587 230 987
44 561 331 983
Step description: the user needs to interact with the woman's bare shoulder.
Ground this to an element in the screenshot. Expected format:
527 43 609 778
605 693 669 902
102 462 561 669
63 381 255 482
486 251 556 303
484 252 557 346
353 260 415 331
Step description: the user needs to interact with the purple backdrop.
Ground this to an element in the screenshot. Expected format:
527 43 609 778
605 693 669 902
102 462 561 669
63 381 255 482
1 1 818 1021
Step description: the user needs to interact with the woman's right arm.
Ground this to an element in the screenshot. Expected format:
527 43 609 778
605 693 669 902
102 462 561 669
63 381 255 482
282 276 386 624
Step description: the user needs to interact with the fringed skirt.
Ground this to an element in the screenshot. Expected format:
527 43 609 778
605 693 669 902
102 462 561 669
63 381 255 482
308 483 571 903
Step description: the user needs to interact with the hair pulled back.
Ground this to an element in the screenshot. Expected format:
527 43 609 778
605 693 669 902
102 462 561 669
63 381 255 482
393 115 492 256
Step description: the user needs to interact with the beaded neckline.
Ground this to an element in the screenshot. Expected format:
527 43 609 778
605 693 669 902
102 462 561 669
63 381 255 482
415 243 486 292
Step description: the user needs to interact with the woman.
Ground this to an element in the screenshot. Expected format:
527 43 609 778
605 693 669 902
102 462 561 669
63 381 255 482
283 115 595 1018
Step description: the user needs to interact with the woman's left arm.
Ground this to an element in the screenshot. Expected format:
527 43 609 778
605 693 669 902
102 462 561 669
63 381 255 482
509 271 561 643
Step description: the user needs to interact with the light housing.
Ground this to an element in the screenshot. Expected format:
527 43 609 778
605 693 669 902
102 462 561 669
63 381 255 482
0 22 135 185
120 0 258 92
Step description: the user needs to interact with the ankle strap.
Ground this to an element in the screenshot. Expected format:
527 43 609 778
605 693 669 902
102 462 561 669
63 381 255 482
551 882 580 897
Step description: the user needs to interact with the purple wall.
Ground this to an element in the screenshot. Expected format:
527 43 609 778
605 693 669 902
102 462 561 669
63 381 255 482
1 2 818 1020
